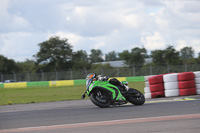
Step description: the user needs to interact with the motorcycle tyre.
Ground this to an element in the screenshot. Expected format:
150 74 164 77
90 91 111 108
126 88 145 105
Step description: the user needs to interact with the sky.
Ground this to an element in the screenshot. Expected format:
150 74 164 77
0 0 200 62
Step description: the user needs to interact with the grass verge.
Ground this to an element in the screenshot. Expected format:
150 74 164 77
0 81 144 105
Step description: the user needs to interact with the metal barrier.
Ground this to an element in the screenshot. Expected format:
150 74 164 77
0 64 200 82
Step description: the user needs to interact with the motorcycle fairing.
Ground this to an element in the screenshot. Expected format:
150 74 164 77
87 80 126 103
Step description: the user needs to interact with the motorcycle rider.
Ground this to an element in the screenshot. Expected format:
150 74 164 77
96 74 129 92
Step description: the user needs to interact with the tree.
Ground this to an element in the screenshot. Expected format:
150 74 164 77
118 50 130 60
119 47 147 67
151 50 165 65
180 46 194 60
196 52 200 64
130 47 147 66
89 49 104 63
105 51 118 61
151 45 180 65
164 45 180 65
16 59 35 73
33 36 73 71
72 50 90 69
0 55 19 74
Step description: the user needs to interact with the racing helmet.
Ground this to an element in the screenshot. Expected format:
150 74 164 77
86 73 97 80
86 73 97 89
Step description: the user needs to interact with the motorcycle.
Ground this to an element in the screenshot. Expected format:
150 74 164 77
81 73 145 108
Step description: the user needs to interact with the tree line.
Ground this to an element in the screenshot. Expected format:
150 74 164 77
1 36 200 74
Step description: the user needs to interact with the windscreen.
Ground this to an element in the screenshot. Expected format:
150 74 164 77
86 78 93 90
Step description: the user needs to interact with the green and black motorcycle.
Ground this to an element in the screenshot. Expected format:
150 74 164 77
81 73 145 108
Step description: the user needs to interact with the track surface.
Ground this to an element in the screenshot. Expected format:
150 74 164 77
0 96 200 133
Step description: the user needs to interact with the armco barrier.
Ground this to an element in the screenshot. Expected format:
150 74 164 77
113 77 126 81
0 84 4 88
27 81 49 87
0 76 144 88
126 76 144 82
50 80 74 87
74 79 87 85
4 82 27 88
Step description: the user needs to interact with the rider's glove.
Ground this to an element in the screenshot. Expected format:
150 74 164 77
99 77 104 81
98 75 109 81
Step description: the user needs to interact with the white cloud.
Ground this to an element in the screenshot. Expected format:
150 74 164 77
8 15 30 31
0 32 45 61
0 0 200 61
141 32 166 50
47 31 85 51
0 0 31 32
66 17 71 21
175 40 187 51
121 14 143 28
182 1 200 13
0 0 9 18
175 39 200 56
93 42 106 49
190 39 200 55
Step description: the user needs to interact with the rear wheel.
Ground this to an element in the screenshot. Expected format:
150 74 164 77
126 88 145 105
90 90 111 108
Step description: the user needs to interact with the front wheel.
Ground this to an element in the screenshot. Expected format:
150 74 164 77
126 88 145 105
90 90 111 108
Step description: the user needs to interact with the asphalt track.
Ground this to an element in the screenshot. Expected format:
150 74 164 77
0 95 200 133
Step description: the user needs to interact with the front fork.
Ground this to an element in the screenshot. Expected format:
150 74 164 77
81 91 87 99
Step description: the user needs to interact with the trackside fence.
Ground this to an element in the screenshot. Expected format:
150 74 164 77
0 64 200 82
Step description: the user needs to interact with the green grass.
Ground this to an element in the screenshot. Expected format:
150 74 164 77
0 81 145 105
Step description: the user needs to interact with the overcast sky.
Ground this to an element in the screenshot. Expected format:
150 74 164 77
0 0 200 62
